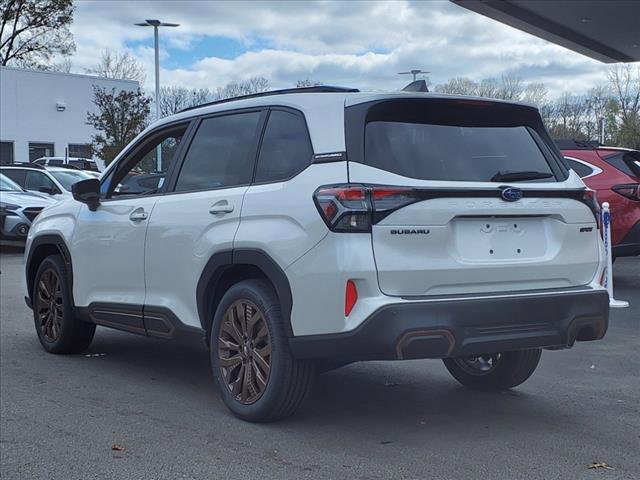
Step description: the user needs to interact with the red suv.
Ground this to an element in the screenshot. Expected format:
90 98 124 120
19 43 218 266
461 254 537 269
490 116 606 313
558 140 640 258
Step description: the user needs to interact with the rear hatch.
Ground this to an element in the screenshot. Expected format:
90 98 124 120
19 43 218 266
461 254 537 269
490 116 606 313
343 97 601 297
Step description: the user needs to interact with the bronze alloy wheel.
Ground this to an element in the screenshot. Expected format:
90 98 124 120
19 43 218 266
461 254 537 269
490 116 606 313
35 268 64 342
454 353 502 376
218 299 272 405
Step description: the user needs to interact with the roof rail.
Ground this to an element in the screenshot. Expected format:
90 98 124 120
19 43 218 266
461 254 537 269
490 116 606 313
179 85 360 113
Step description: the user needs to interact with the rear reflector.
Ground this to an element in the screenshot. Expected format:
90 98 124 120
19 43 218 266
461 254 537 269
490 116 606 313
345 280 358 316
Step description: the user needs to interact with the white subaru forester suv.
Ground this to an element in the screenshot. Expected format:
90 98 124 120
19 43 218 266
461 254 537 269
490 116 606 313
24 86 609 422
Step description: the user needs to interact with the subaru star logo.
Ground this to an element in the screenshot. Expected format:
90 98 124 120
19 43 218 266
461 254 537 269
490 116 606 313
501 187 523 202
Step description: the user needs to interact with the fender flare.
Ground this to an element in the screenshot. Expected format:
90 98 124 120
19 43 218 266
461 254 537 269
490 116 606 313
25 234 74 306
196 249 294 337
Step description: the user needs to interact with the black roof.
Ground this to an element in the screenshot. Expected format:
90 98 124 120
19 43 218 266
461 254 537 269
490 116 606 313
179 85 360 113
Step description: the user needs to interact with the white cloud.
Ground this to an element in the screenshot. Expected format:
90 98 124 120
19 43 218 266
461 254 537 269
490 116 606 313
67 0 613 97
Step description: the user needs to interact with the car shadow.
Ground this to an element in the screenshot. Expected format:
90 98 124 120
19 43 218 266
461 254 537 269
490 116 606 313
74 327 564 438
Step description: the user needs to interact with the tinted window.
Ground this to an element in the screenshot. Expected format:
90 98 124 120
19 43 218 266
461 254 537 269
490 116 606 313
565 159 594 178
175 112 261 192
105 126 186 198
1 168 26 186
602 152 640 178
365 122 555 182
68 144 92 158
29 143 54 162
0 142 13 165
25 171 56 191
255 110 312 183
48 159 64 166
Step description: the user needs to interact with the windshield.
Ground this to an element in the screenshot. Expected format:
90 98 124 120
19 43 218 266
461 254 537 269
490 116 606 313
0 174 23 192
49 170 92 191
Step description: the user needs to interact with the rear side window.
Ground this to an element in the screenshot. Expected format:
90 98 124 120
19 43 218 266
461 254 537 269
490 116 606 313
601 152 640 178
1 169 27 186
365 122 554 182
48 159 63 166
255 110 313 183
175 112 261 192
565 158 594 178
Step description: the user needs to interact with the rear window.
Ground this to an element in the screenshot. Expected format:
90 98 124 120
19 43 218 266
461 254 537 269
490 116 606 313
365 122 555 182
601 151 640 178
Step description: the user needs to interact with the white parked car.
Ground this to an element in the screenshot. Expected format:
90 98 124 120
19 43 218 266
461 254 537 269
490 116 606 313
23 86 609 422
33 156 100 173
0 174 56 245
1 165 96 200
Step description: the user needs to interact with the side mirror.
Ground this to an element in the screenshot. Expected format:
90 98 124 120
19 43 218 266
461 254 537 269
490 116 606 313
72 179 100 211
38 186 57 195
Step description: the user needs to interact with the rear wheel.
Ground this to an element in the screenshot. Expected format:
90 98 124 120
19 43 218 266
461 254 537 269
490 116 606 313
210 280 314 422
443 349 542 391
33 255 95 354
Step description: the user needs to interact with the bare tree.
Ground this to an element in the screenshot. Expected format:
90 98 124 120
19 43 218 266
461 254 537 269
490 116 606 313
0 0 75 67
86 49 146 84
608 64 640 148
158 86 213 117
215 76 270 99
434 77 478 95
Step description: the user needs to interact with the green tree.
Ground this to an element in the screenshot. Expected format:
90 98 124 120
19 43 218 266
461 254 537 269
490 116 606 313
0 0 74 67
87 86 151 165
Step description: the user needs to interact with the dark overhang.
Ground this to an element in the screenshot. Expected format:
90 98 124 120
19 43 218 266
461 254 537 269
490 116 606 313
451 0 640 63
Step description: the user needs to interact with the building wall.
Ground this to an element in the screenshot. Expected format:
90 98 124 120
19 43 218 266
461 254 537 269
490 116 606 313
0 66 138 165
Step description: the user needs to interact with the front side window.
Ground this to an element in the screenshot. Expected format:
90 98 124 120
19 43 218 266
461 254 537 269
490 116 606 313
0 173 23 191
25 171 58 192
254 110 313 183
175 112 261 192
103 125 187 198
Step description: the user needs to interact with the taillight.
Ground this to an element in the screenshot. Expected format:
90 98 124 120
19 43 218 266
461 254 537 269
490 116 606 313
582 189 601 229
313 185 420 232
612 184 640 201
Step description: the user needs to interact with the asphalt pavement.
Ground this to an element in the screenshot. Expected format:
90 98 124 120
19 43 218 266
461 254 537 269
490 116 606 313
1 247 638 480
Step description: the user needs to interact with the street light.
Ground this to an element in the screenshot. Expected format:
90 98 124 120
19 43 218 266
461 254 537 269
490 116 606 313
135 19 179 171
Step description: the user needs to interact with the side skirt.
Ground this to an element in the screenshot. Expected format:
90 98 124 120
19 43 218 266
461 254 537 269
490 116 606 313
76 303 206 344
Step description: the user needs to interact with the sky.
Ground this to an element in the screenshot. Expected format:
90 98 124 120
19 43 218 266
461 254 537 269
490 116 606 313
67 0 612 98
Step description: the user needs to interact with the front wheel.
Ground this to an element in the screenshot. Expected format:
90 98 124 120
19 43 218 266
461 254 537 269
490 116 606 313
443 349 542 391
210 280 315 422
33 255 95 354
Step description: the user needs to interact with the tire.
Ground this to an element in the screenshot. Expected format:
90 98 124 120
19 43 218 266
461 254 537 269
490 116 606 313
443 349 542 391
33 255 95 354
210 279 314 422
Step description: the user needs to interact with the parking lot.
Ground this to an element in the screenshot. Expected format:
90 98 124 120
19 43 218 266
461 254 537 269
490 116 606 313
0 248 638 480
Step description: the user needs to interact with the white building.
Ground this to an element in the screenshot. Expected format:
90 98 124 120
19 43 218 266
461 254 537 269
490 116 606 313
0 66 138 165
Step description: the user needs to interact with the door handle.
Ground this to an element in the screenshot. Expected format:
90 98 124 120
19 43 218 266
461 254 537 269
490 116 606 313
209 201 234 214
129 210 148 222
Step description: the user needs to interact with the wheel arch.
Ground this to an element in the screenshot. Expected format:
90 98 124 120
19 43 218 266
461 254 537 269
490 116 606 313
196 249 294 337
26 234 74 306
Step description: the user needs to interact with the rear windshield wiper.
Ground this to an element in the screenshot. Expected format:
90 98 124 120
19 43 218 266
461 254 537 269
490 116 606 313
490 171 554 182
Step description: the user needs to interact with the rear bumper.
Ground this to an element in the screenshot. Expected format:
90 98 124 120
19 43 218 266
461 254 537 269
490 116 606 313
613 221 640 257
289 288 609 361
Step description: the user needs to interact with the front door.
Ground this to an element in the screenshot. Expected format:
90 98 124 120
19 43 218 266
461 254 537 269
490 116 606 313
71 124 190 331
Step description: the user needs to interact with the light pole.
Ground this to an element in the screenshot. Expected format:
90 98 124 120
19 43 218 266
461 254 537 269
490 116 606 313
135 19 179 171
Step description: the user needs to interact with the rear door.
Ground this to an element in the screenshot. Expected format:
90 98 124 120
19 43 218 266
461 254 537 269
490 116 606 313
345 97 601 297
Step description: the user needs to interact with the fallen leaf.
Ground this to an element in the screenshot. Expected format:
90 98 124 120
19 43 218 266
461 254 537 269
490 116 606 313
590 364 596 369
111 444 125 452
588 462 614 470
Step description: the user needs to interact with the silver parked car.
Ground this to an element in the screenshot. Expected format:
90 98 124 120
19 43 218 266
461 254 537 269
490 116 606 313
0 174 56 246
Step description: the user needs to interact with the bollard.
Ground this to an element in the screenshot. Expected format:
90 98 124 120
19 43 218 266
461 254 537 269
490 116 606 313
601 202 629 308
